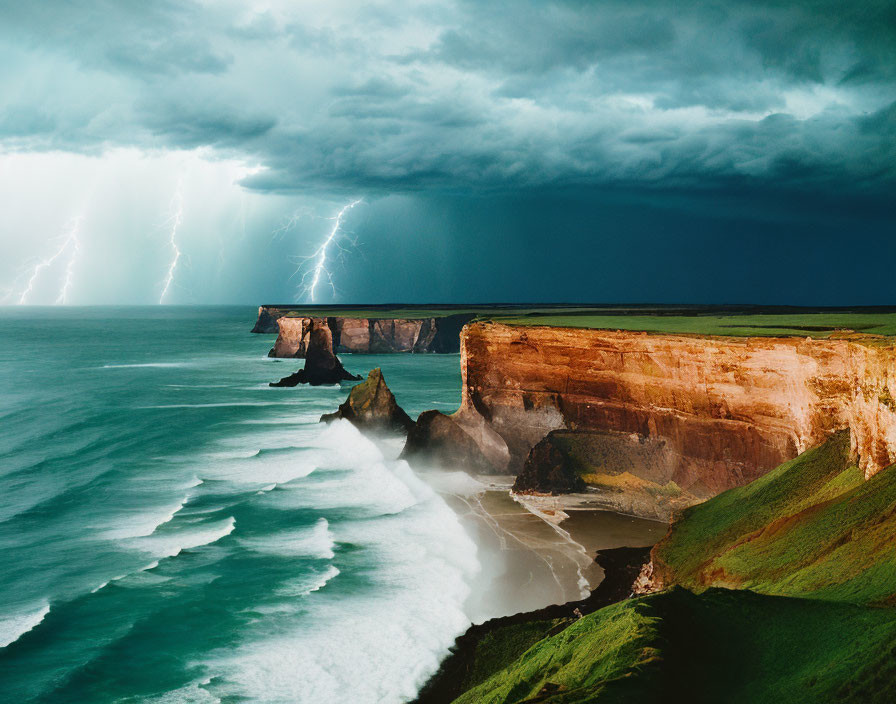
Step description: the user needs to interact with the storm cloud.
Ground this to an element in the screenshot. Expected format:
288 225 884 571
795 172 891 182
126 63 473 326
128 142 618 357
0 0 894 305
1 0 893 197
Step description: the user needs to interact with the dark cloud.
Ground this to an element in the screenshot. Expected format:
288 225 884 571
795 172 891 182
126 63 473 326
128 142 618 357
0 0 893 202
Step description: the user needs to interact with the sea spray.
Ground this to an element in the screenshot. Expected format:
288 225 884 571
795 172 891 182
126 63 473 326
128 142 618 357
0 307 471 702
201 422 480 704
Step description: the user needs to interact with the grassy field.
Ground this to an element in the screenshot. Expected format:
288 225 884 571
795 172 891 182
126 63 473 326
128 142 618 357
265 305 896 337
492 312 896 337
652 431 896 604
453 588 896 704
441 432 896 703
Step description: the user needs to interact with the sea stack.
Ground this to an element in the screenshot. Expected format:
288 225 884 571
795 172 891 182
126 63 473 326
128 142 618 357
321 367 414 434
269 318 361 386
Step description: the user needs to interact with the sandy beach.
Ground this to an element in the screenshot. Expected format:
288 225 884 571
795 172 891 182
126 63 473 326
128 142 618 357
424 473 667 624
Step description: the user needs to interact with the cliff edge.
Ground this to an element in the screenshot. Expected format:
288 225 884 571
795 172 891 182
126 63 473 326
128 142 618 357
412 322 896 513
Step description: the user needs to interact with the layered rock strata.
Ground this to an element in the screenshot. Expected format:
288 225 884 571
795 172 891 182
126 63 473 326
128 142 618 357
266 314 473 357
418 323 896 503
321 368 414 434
269 318 361 386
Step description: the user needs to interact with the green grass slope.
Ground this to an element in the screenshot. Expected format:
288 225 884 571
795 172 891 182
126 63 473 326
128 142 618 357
652 430 896 605
443 432 896 703
454 588 896 704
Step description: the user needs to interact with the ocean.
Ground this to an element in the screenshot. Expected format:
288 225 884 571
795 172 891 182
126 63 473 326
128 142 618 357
0 306 479 703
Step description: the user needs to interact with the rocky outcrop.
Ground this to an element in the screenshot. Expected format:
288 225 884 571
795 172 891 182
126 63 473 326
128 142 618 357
418 322 896 506
335 317 439 353
252 306 293 333
401 410 501 473
268 316 312 357
321 368 414 434
513 431 587 494
513 429 700 520
266 314 474 357
269 318 361 386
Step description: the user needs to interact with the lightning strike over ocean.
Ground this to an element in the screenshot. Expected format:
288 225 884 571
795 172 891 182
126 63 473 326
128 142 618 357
17 215 83 305
295 199 362 303
158 183 185 304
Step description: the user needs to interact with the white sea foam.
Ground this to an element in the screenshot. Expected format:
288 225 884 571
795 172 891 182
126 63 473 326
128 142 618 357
137 678 222 703
137 402 297 409
237 418 311 426
238 517 335 559
0 602 50 648
90 560 163 594
201 448 321 485
101 362 193 369
275 565 341 598
200 425 481 704
415 467 489 497
257 422 420 516
98 495 190 541
134 516 236 559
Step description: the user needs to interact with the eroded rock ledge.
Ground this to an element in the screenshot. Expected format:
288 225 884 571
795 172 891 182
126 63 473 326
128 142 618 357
265 313 472 357
321 367 414 434
409 322 896 514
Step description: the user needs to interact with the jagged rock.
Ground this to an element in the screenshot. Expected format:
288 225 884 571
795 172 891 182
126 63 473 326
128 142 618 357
269 318 361 387
513 429 695 520
320 368 414 434
513 431 587 494
401 410 498 472
268 316 312 357
251 306 287 333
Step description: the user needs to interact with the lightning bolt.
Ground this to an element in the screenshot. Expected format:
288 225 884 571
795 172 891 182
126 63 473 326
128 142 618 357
17 216 83 305
294 199 362 303
56 222 82 305
158 183 185 304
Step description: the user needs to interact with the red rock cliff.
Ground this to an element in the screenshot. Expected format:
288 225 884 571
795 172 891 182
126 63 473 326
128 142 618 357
454 322 896 494
270 316 452 357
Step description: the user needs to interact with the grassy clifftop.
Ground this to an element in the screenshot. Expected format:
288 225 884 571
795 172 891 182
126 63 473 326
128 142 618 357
652 430 896 605
454 588 896 704
438 431 896 703
259 305 896 338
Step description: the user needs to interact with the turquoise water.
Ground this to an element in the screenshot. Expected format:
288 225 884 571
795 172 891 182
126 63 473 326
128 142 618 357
0 306 476 703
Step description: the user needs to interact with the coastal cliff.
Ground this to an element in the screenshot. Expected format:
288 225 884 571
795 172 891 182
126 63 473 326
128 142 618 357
434 322 896 506
268 314 471 357
251 306 295 333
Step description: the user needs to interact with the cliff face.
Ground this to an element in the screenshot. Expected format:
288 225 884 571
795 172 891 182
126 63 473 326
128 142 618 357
453 322 896 496
269 316 313 357
269 315 467 357
251 306 294 333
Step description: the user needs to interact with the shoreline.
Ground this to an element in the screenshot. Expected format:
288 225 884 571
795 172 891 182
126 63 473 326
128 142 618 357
412 544 655 704
452 477 667 619
410 470 667 701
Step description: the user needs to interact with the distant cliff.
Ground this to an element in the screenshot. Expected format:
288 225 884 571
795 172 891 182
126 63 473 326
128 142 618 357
265 313 472 357
251 306 295 334
410 322 896 517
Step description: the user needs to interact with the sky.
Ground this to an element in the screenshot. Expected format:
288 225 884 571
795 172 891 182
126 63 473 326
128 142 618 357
0 0 893 305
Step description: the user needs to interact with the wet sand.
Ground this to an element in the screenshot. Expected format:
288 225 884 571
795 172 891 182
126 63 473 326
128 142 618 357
434 475 667 624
